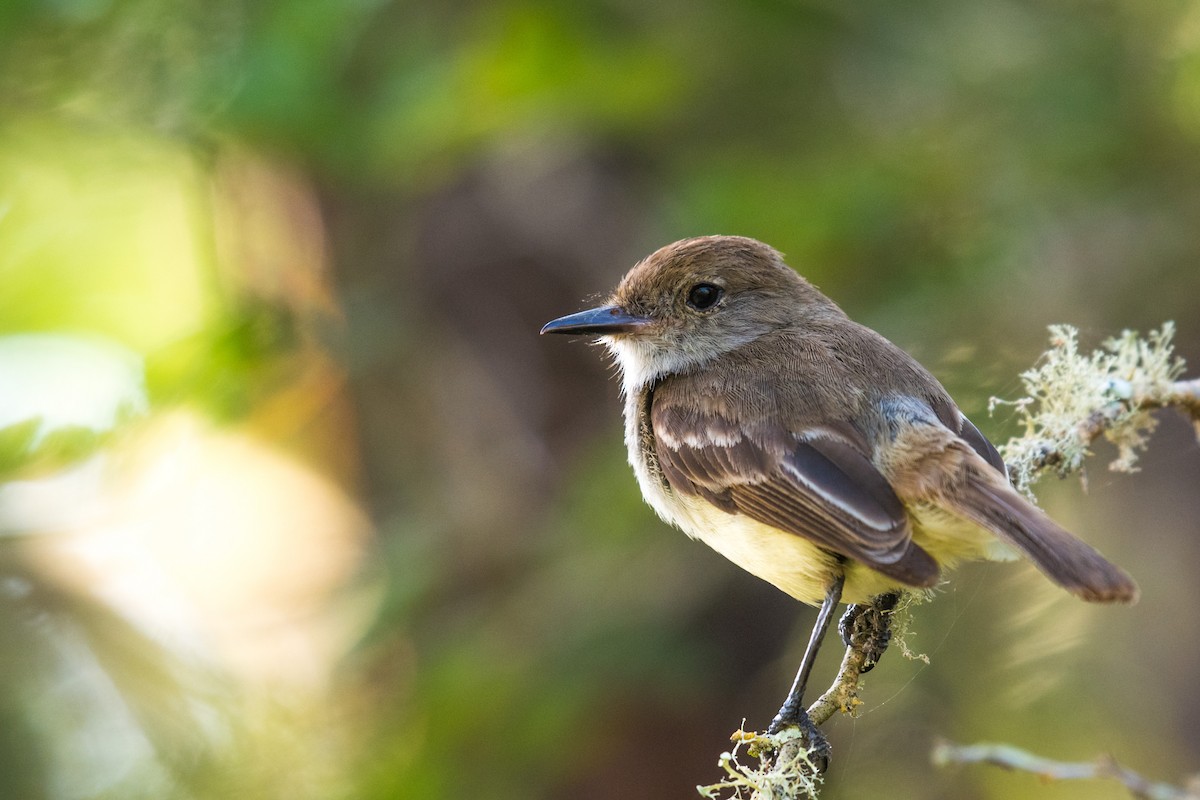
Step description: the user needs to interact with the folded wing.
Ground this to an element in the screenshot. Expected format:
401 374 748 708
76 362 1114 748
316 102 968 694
653 403 939 589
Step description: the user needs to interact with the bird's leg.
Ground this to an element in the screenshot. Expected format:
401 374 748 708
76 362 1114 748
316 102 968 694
838 591 900 674
767 574 844 757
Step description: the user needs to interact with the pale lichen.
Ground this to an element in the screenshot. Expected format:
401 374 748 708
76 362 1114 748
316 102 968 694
988 323 1190 496
696 727 822 800
888 592 930 665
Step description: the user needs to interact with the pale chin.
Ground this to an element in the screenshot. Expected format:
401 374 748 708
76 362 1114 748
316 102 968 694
603 335 691 397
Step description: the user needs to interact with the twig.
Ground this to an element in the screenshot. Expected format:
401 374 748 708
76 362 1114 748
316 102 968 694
697 602 893 799
738 644 872 798
805 635 870 726
991 324 1200 494
1161 375 1200 407
1022 375 1200 476
932 740 1200 800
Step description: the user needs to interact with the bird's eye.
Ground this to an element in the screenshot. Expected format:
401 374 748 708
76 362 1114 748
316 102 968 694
686 283 723 311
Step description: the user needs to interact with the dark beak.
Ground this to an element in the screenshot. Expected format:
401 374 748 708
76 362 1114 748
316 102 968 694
540 305 653 336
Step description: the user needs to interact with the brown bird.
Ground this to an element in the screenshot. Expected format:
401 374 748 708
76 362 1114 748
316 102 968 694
541 235 1137 751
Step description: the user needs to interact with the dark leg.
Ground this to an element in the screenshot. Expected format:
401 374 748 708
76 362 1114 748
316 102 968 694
767 575 844 737
838 591 899 674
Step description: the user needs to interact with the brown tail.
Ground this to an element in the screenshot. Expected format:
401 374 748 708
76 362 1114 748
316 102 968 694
948 470 1139 604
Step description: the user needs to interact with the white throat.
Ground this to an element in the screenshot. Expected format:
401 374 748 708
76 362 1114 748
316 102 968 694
602 336 694 398
602 327 762 398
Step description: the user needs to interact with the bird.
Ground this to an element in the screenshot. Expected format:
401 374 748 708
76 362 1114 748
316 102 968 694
540 235 1137 753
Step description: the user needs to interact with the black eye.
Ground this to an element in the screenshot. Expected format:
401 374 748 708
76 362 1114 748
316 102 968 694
686 283 723 310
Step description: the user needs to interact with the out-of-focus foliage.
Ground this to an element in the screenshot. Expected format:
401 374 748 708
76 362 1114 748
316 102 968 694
1 1 1199 798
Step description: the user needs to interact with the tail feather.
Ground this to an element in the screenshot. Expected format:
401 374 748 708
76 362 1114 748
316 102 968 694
949 472 1139 604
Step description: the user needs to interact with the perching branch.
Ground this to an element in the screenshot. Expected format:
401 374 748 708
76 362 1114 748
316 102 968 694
696 728 823 800
804 629 872 727
932 740 1200 800
697 597 905 800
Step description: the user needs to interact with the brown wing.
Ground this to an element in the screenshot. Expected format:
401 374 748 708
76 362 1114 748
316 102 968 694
958 415 1008 478
928 395 1008 478
653 403 939 588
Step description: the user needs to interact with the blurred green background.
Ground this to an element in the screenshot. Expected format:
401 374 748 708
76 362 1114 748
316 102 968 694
1 0 1199 798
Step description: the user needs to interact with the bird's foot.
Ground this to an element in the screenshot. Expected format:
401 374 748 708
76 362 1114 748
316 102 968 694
838 592 899 674
766 703 830 773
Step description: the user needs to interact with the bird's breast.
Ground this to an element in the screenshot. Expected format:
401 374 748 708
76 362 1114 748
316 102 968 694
623 386 679 525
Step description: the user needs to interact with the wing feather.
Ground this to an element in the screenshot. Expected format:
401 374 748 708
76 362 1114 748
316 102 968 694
653 403 938 587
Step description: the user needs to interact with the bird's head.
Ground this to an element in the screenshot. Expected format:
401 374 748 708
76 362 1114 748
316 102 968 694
541 236 836 392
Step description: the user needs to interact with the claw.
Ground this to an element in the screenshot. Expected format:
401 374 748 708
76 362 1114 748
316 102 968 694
839 592 899 673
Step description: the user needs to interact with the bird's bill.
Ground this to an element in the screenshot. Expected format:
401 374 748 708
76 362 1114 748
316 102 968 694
540 305 653 336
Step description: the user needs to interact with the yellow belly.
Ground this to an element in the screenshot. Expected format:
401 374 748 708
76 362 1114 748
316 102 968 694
672 495 1014 606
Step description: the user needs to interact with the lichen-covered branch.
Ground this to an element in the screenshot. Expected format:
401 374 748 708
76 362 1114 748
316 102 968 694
989 323 1200 494
716 643 873 799
804 632 871 727
696 599 905 800
696 728 823 800
932 740 1200 800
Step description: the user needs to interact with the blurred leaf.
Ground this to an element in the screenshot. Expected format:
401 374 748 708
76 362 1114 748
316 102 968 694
0 419 42 478
0 422 104 482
